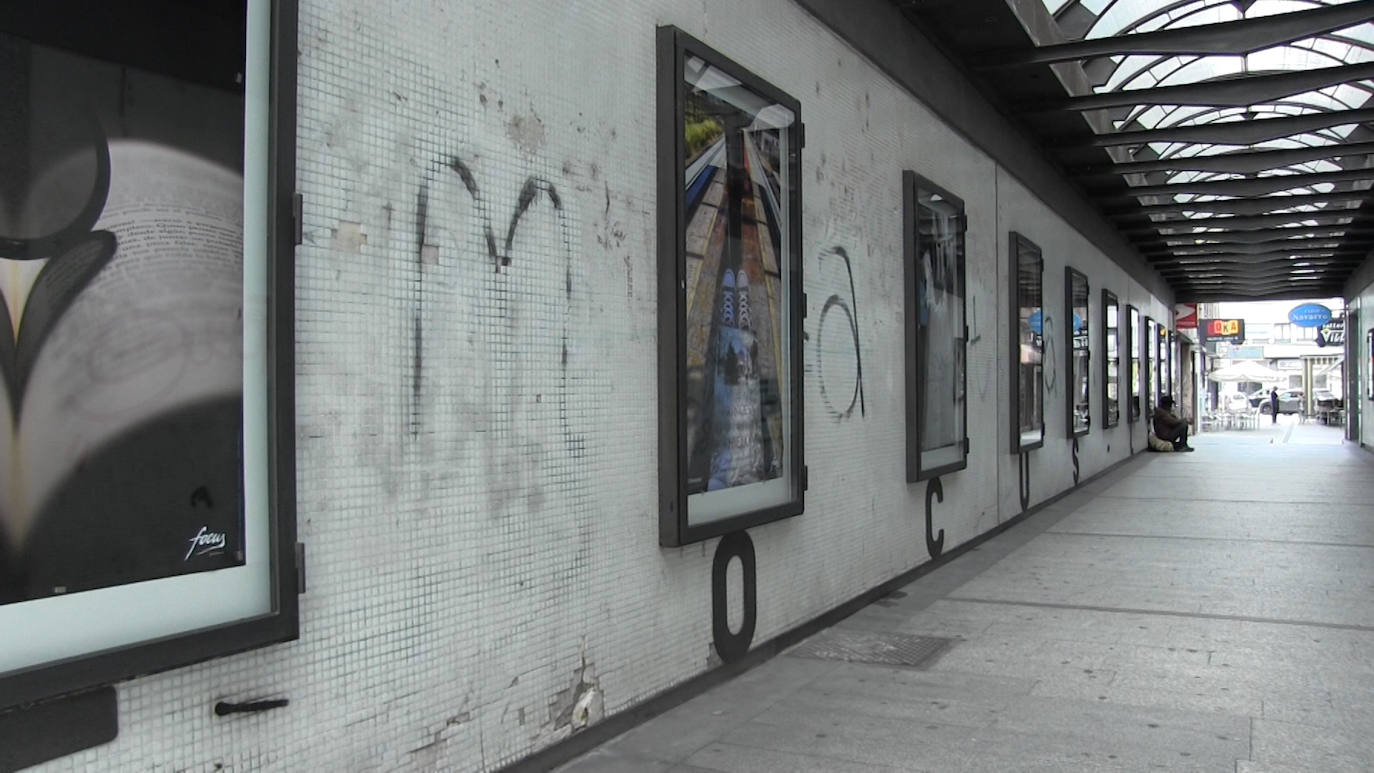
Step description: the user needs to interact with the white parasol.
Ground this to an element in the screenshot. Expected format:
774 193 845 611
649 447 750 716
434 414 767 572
1207 360 1284 383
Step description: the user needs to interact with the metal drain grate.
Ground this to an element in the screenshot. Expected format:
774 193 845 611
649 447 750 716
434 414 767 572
787 630 954 668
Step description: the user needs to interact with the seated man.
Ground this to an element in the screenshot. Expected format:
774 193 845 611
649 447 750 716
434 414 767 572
1152 396 1194 452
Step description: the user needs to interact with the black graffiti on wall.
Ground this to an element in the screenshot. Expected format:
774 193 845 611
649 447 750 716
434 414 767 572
412 155 586 481
416 158 566 272
1042 314 1058 396
1071 436 1080 486
810 246 865 421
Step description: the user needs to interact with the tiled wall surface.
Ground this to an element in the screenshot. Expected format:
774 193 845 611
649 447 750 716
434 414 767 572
38 1 1172 770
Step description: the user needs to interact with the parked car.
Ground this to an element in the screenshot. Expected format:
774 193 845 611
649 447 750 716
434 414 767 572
1259 389 1304 415
1314 390 1342 409
1246 388 1269 407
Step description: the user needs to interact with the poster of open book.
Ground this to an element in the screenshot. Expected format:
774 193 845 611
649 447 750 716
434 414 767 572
0 0 291 709
0 21 250 606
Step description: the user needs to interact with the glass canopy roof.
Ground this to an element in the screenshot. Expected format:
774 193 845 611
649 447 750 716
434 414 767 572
1034 0 1374 298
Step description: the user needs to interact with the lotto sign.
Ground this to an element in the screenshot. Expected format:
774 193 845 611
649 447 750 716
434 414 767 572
1199 318 1245 345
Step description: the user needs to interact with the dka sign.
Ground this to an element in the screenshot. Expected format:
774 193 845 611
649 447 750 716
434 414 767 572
1288 303 1332 328
1200 318 1245 345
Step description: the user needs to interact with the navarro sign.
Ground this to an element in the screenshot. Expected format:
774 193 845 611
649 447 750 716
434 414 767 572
1288 303 1332 328
1199 318 1245 345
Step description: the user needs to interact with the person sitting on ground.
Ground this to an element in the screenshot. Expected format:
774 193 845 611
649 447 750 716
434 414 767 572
1152 396 1194 452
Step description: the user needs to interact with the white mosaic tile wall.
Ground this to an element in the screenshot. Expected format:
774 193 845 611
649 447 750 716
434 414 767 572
35 1 1172 770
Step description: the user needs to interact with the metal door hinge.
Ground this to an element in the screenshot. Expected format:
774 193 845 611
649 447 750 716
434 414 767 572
295 542 306 594
292 193 303 246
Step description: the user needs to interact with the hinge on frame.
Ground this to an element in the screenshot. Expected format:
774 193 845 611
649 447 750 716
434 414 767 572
801 465 809 491
799 122 806 149
295 542 306 594
802 292 808 319
292 192 303 246
964 437 970 454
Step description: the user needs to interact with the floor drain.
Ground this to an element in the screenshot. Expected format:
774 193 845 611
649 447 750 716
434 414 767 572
787 630 954 668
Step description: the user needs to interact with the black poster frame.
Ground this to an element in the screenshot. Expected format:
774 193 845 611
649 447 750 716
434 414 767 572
1143 316 1155 415
1167 330 1177 401
1065 267 1089 439
1008 232 1044 455
656 25 806 547
0 0 299 711
1102 289 1119 429
1126 304 1139 423
1368 326 1374 401
903 171 968 482
1157 324 1168 404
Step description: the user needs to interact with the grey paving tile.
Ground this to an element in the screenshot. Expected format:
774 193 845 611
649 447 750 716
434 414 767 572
1050 497 1374 545
1251 717 1374 772
684 741 915 773
1030 677 1263 717
718 709 1232 772
1236 762 1337 773
755 682 1004 731
605 657 841 763
985 694 1250 761
818 661 1040 699
554 748 672 773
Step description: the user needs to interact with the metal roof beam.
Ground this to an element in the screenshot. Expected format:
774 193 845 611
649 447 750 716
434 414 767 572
1154 226 1370 246
1145 240 1373 257
1176 278 1346 291
1072 140 1374 176
1057 108 1374 149
976 3 1374 68
1112 168 1374 197
1151 244 1363 259
1155 252 1359 266
1120 210 1362 234
1024 61 1374 113
1107 191 1366 217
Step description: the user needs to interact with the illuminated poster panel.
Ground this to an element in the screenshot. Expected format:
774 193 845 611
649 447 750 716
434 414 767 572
1 0 297 709
1127 305 1139 423
1066 268 1089 437
904 172 967 481
1009 233 1044 453
657 26 805 546
1102 290 1119 428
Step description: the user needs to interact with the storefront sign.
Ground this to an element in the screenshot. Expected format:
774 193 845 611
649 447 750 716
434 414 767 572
1175 303 1197 329
1288 303 1332 328
1199 318 1245 345
1317 317 1344 347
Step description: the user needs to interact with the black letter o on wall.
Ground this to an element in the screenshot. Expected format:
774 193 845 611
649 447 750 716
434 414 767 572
712 531 757 663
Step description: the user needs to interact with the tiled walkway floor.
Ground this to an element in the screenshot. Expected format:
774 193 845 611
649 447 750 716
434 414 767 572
560 421 1374 772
